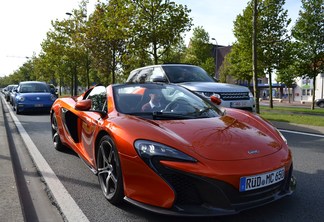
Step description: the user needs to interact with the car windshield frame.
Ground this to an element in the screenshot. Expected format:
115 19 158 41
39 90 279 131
113 83 222 120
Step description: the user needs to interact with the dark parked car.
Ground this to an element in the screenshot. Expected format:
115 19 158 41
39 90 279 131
47 84 59 98
13 81 57 114
4 84 17 102
9 85 18 105
315 99 324 108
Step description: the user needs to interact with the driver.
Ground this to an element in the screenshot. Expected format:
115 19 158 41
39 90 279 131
141 89 165 112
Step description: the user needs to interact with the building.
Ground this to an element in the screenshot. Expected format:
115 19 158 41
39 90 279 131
212 44 324 102
293 74 324 102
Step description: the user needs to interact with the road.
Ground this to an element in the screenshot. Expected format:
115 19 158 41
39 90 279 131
3 101 324 222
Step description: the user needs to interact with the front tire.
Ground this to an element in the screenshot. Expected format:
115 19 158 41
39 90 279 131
15 105 21 114
319 102 324 108
97 135 124 205
51 114 66 151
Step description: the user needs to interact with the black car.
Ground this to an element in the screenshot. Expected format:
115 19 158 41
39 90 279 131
315 99 324 108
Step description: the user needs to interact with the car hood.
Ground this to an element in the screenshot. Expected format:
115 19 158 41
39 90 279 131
179 82 250 93
139 115 282 161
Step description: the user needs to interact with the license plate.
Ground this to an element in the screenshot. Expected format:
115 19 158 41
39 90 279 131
240 168 285 192
230 101 246 107
34 104 44 107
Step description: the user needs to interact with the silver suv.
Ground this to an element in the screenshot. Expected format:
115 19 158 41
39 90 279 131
127 64 255 112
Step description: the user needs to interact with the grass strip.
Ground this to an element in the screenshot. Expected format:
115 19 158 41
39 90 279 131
260 106 324 127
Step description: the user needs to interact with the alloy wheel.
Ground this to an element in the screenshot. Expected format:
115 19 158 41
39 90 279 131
97 136 124 204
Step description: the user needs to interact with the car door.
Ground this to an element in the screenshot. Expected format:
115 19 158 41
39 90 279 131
79 86 107 165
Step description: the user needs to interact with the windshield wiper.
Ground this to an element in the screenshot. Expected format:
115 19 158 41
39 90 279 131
152 111 196 120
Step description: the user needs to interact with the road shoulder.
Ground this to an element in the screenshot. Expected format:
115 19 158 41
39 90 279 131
0 97 24 221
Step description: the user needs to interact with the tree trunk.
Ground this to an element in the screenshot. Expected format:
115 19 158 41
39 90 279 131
268 69 273 108
312 75 316 110
252 0 259 113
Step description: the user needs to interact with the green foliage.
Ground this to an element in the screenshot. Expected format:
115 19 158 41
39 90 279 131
229 2 262 83
200 57 216 76
183 26 215 75
159 38 187 64
275 41 299 88
292 0 324 109
132 0 193 64
219 53 232 83
1 0 320 103
86 0 132 84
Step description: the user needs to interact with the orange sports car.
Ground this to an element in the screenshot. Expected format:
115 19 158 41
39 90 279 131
50 83 296 216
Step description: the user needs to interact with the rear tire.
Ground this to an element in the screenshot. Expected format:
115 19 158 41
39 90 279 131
97 135 124 205
51 114 66 151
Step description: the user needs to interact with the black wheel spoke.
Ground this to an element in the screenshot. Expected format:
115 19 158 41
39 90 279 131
97 136 123 204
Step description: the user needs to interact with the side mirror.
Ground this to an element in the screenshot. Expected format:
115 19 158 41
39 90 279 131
152 76 167 83
210 96 222 105
75 99 91 111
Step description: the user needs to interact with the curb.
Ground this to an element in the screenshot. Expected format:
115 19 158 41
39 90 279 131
0 96 24 221
271 121 324 135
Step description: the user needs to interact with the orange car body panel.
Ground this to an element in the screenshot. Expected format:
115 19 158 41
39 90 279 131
51 85 293 211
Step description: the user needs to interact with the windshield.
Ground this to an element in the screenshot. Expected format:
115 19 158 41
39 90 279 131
113 83 221 119
19 83 50 93
162 65 215 83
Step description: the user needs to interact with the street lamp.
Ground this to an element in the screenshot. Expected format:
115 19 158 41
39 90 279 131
211 38 218 80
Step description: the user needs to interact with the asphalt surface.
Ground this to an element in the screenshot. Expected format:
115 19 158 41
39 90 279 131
1 97 324 221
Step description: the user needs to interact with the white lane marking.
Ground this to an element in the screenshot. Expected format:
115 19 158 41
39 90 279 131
4 100 89 222
279 129 324 138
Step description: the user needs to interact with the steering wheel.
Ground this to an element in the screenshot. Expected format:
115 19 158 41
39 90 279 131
164 98 189 112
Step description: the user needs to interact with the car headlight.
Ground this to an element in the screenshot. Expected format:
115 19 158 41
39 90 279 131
196 91 221 99
276 129 287 144
17 96 25 102
134 140 196 163
50 94 57 101
249 92 254 98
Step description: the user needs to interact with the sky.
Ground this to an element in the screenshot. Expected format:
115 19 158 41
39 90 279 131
0 0 302 77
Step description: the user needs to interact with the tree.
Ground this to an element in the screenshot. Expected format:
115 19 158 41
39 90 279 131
159 38 187 64
230 1 265 88
86 0 135 84
231 2 255 82
132 0 192 64
183 26 215 75
41 18 77 96
259 0 291 108
276 41 300 103
292 0 324 110
219 53 232 83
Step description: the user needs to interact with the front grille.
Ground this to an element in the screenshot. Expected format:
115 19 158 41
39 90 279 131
219 92 250 100
159 166 292 212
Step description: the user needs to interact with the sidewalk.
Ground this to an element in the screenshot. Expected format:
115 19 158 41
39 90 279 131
0 97 24 221
260 98 314 108
271 121 324 135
